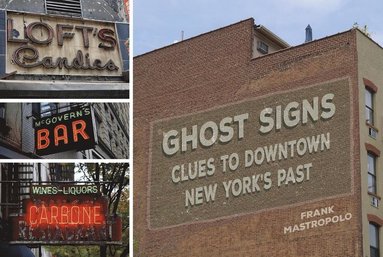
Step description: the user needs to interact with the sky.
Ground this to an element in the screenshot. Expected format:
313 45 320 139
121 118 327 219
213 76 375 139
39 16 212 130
133 0 383 56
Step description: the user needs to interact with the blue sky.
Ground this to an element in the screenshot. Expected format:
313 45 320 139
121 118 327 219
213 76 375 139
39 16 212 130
134 0 383 56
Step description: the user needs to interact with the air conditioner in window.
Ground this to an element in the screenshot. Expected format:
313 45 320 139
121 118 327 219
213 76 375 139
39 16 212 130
371 196 379 208
257 41 269 54
369 127 377 139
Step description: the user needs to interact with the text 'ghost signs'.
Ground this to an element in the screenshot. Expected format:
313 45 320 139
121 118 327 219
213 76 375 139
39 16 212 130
34 105 97 156
149 79 352 229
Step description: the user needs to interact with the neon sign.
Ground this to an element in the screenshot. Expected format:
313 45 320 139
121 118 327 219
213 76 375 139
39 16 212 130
34 105 97 156
9 182 122 244
31 185 99 196
10 197 122 243
26 202 105 228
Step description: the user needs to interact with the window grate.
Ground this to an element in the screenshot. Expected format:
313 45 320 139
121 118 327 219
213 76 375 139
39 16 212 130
46 0 82 17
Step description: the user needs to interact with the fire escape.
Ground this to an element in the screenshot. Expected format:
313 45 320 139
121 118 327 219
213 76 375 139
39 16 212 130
0 163 34 220
0 163 75 221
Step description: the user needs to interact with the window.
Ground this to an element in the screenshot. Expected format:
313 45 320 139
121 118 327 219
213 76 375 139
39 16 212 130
0 103 5 119
40 103 58 118
257 41 269 54
109 131 113 149
368 153 377 194
32 103 58 118
370 223 380 257
0 103 5 127
115 132 119 147
49 164 74 181
366 89 374 125
94 111 102 134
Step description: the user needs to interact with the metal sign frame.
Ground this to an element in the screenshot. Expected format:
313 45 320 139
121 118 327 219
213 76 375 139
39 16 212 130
34 104 97 156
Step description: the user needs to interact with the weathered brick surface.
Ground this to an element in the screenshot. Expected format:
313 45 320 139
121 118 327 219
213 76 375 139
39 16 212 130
134 19 362 257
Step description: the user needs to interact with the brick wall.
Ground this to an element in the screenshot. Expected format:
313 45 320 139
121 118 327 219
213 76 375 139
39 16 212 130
134 19 362 257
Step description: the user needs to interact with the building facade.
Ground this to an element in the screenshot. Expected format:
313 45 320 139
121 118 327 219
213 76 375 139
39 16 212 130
0 0 129 98
0 102 129 159
134 18 383 257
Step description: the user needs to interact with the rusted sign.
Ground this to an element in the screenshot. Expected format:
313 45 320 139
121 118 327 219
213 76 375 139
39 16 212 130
7 12 123 76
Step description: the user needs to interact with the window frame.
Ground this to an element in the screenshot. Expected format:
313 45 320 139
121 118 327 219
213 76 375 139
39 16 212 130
370 222 380 257
368 152 377 194
366 88 374 125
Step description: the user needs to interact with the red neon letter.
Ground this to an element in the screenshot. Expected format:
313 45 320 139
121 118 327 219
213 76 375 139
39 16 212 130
54 124 68 146
70 206 80 224
72 120 90 142
61 206 69 224
51 205 59 225
39 205 49 224
28 205 38 225
37 129 50 150
83 206 91 225
94 206 102 225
